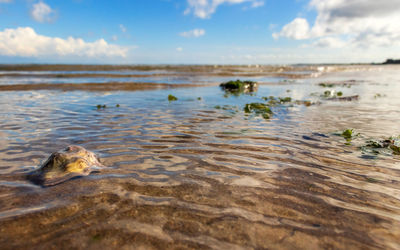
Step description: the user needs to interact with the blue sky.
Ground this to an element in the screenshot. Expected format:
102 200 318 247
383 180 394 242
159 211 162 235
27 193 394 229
0 0 399 64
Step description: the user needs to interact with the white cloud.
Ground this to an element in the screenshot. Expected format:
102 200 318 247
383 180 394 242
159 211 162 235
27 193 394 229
0 0 13 3
274 0 400 49
250 1 264 8
31 1 56 23
273 18 310 40
176 47 183 52
179 28 205 38
185 0 264 19
0 27 128 58
119 24 127 33
111 35 118 41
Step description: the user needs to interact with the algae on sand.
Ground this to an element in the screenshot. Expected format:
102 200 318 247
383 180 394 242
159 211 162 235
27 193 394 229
97 104 107 109
342 129 354 140
364 136 400 155
244 103 273 119
220 80 258 96
168 94 178 101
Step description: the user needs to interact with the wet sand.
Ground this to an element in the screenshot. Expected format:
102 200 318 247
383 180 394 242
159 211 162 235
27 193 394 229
0 64 399 249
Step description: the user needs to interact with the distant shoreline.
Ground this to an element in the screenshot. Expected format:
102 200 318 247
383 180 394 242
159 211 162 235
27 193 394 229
0 63 394 72
0 82 205 92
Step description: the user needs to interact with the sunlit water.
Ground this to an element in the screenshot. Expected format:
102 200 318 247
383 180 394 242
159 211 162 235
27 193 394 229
0 70 282 85
0 65 399 249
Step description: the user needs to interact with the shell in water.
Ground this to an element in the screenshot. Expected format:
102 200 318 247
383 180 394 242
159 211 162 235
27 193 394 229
28 145 105 186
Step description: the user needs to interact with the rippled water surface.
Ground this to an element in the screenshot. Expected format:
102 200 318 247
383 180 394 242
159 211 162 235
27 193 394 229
0 65 399 249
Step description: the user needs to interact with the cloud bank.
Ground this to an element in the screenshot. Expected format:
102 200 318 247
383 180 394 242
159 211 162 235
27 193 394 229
273 0 400 48
0 27 128 58
185 0 264 19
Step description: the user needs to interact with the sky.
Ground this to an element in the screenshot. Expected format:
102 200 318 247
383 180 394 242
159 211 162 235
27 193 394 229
0 0 399 64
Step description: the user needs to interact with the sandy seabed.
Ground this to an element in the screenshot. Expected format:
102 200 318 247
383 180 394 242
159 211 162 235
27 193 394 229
0 64 399 249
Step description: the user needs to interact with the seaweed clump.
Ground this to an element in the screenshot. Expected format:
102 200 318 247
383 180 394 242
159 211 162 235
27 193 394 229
263 96 313 107
335 128 359 144
319 83 335 88
168 94 178 101
374 93 386 99
244 103 273 119
342 129 354 140
318 81 355 88
262 96 292 105
220 80 258 95
362 137 400 155
320 90 358 101
214 105 239 115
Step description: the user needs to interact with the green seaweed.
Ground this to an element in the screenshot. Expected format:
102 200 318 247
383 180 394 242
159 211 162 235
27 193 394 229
220 80 255 89
342 129 354 139
116 104 120 107
365 177 379 183
220 80 258 96
262 96 313 107
221 80 243 89
321 90 350 99
361 136 400 157
262 96 278 105
279 97 292 103
168 94 178 101
261 96 291 105
374 93 386 99
319 83 335 88
366 140 385 148
244 103 273 119
390 145 400 154
319 82 353 88
323 90 334 97
334 128 359 144
389 138 400 155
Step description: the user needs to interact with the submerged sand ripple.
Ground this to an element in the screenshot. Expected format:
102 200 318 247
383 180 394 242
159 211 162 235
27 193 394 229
0 65 400 249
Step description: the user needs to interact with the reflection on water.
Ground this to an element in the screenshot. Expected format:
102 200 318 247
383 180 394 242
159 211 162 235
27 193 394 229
0 65 399 249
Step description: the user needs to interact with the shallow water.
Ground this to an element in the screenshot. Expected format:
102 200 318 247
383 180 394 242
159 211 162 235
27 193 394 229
0 65 399 249
0 74 282 86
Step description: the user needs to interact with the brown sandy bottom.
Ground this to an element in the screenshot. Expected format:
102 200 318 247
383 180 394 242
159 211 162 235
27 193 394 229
0 66 400 249
0 112 399 249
